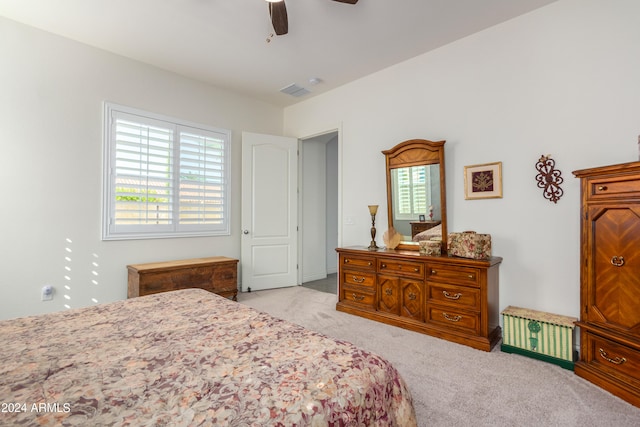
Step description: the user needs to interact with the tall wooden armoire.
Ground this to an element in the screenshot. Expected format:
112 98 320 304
573 161 640 408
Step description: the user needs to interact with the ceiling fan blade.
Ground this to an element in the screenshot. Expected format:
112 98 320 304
332 0 359 4
269 1 288 36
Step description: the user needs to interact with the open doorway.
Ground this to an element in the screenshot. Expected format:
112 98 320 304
299 131 338 294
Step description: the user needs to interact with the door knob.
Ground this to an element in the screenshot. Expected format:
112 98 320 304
243 230 249 234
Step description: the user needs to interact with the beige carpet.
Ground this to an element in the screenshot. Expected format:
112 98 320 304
238 286 640 427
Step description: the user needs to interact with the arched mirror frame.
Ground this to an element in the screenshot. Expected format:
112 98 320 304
383 139 447 252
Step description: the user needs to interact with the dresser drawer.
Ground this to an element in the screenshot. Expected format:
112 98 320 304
341 270 376 289
586 176 640 200
340 285 375 309
378 258 424 278
427 283 480 310
583 332 640 384
340 254 376 271
427 306 480 334
426 264 480 287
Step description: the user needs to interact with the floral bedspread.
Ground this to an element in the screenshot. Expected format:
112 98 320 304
412 224 442 242
0 289 416 426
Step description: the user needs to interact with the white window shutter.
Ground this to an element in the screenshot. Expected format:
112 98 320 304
103 103 230 240
177 127 228 231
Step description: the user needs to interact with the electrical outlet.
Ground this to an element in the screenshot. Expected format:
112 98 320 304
41 285 53 301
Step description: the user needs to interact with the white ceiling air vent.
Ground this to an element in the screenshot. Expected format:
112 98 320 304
280 83 311 97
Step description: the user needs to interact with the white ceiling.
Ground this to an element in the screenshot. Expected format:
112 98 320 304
0 0 557 107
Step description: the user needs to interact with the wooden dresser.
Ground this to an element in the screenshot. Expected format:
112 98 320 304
336 247 502 351
127 257 239 300
573 162 640 408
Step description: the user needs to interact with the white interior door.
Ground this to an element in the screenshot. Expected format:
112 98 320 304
241 132 298 291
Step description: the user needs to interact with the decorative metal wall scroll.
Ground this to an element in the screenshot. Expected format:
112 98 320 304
535 155 564 203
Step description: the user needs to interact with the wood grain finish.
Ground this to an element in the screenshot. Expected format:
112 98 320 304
127 257 239 300
573 161 640 408
337 247 502 351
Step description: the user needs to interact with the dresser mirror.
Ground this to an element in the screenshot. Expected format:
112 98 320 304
383 139 447 252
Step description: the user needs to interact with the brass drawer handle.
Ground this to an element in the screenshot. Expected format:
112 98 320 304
443 313 462 322
352 293 364 301
431 269 437 275
611 256 625 267
351 275 365 283
368 261 372 266
408 292 416 300
443 291 462 300
468 274 474 279
599 348 626 365
385 288 393 296
344 259 350 263
381 263 387 269
414 268 420 272
597 185 608 191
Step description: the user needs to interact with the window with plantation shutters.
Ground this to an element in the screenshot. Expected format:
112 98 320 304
102 103 230 240
392 165 430 220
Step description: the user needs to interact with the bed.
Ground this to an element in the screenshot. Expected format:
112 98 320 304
412 223 443 242
0 289 416 426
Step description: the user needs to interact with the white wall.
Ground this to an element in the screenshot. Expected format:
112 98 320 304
284 0 640 319
0 17 283 320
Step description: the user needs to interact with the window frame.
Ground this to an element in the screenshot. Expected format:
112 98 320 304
102 102 231 240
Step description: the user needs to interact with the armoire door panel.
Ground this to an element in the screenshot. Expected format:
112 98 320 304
591 206 640 330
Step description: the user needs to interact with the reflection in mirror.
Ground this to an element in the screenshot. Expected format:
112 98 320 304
390 165 441 241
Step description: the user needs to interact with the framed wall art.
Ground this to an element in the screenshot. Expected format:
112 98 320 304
464 161 503 200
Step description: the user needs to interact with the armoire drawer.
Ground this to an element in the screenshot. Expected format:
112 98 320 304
586 176 640 200
426 264 480 287
583 332 640 384
378 258 424 278
427 283 480 310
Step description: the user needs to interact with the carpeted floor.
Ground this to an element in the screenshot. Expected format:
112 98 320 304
238 286 640 427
